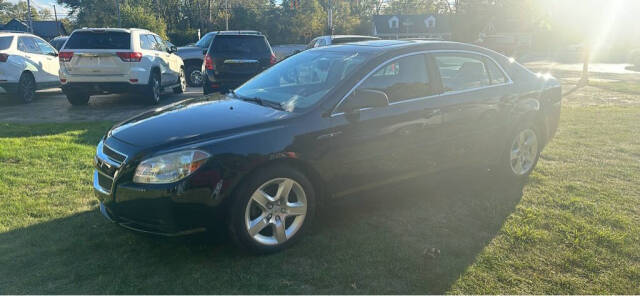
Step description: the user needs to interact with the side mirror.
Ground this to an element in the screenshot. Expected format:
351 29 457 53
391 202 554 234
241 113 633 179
341 88 389 114
169 45 177 53
202 49 208 55
49 52 58 57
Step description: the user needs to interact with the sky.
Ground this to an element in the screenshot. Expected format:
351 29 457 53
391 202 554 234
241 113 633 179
6 0 70 15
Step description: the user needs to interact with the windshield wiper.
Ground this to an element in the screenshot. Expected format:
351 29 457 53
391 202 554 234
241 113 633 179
229 90 285 111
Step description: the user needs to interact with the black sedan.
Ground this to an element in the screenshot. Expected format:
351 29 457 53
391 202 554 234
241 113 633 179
93 40 561 253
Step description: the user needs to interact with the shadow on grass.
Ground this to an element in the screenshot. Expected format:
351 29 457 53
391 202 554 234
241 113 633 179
0 169 523 294
0 121 113 145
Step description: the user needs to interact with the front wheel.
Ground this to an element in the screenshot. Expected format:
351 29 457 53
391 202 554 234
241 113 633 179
497 122 541 182
228 165 316 254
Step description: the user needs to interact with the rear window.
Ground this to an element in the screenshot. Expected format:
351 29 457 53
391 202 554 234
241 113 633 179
0 36 13 50
210 35 269 55
65 31 131 49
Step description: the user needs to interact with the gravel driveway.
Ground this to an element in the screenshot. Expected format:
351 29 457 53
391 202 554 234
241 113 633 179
0 87 214 123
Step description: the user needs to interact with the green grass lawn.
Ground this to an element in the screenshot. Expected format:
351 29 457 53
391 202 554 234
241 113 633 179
1 102 639 293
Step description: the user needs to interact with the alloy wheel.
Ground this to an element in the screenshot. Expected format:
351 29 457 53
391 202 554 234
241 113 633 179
510 128 538 175
189 70 203 87
244 178 308 246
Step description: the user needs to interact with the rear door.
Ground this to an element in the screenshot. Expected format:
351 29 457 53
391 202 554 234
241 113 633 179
61 30 132 76
210 35 272 78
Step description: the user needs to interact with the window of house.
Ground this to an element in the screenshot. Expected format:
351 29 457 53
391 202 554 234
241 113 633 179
357 54 432 103
434 53 490 92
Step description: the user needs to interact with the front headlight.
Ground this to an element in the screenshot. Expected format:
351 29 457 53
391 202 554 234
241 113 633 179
133 150 210 184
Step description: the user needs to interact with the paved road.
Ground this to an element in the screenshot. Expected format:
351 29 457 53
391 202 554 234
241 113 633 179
0 87 212 123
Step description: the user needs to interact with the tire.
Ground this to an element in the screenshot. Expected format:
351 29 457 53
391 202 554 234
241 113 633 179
145 72 161 105
203 81 214 95
173 68 186 94
185 64 203 87
14 72 36 104
65 91 90 106
228 165 316 254
496 120 541 183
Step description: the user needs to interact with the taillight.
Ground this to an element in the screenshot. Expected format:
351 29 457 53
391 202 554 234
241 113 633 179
116 52 143 62
204 54 214 70
270 54 277 65
59 51 73 62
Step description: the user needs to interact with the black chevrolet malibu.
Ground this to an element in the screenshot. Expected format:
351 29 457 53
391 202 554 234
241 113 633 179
94 40 561 253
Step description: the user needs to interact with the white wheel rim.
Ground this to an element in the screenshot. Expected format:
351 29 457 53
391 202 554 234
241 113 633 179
510 128 538 175
244 178 307 246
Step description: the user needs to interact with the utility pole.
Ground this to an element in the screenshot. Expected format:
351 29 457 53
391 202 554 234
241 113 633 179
115 0 121 27
327 0 333 35
26 0 33 33
53 5 60 36
225 0 229 30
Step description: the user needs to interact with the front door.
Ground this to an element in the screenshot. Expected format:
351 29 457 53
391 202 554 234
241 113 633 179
317 53 444 197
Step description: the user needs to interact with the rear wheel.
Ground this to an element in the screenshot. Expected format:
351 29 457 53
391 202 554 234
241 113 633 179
173 68 186 94
145 72 161 104
65 91 90 106
15 72 36 104
228 165 316 254
185 64 203 87
497 121 541 182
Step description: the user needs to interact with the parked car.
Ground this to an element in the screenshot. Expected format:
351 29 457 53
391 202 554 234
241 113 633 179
202 31 275 94
305 35 380 49
272 44 306 61
177 30 261 87
59 28 186 105
0 31 60 103
49 36 69 51
93 40 562 253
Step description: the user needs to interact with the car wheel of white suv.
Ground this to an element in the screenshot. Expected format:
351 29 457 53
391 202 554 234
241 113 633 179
173 68 186 94
146 72 161 104
15 72 36 104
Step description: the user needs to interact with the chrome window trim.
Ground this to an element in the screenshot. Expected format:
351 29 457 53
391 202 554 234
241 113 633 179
330 49 514 117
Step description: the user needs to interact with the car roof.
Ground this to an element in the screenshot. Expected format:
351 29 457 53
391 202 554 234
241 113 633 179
72 28 154 34
318 40 500 57
0 31 37 37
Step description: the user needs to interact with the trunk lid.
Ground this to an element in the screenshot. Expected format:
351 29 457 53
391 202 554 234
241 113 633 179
61 30 132 76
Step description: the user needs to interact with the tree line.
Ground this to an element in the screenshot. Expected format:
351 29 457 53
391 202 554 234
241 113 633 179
2 0 555 47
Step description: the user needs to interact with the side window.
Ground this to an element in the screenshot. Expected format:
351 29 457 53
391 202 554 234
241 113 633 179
17 37 41 54
140 35 154 50
152 35 168 52
358 54 432 103
434 53 490 92
34 38 56 55
485 59 508 84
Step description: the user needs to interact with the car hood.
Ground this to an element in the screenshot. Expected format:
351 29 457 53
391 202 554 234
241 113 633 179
108 97 290 148
177 46 202 54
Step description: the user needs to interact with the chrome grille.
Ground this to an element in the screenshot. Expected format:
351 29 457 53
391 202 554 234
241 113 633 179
103 144 126 164
97 172 114 190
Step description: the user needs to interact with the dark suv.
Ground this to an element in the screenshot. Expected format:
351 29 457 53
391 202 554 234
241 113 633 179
202 32 275 94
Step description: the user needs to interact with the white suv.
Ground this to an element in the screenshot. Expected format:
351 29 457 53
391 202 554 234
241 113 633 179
0 31 60 103
59 28 186 105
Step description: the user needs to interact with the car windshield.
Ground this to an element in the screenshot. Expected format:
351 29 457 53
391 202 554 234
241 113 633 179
234 50 371 112
0 36 13 50
65 31 131 49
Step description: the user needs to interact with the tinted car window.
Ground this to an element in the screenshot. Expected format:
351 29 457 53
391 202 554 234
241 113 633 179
0 36 13 50
17 37 41 54
210 35 269 55
140 34 154 50
486 59 508 84
196 33 214 49
359 54 432 103
434 54 490 91
34 38 56 55
65 31 131 49
235 50 370 111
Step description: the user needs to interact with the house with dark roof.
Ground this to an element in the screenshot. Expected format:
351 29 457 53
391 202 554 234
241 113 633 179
3 19 67 40
372 14 452 40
